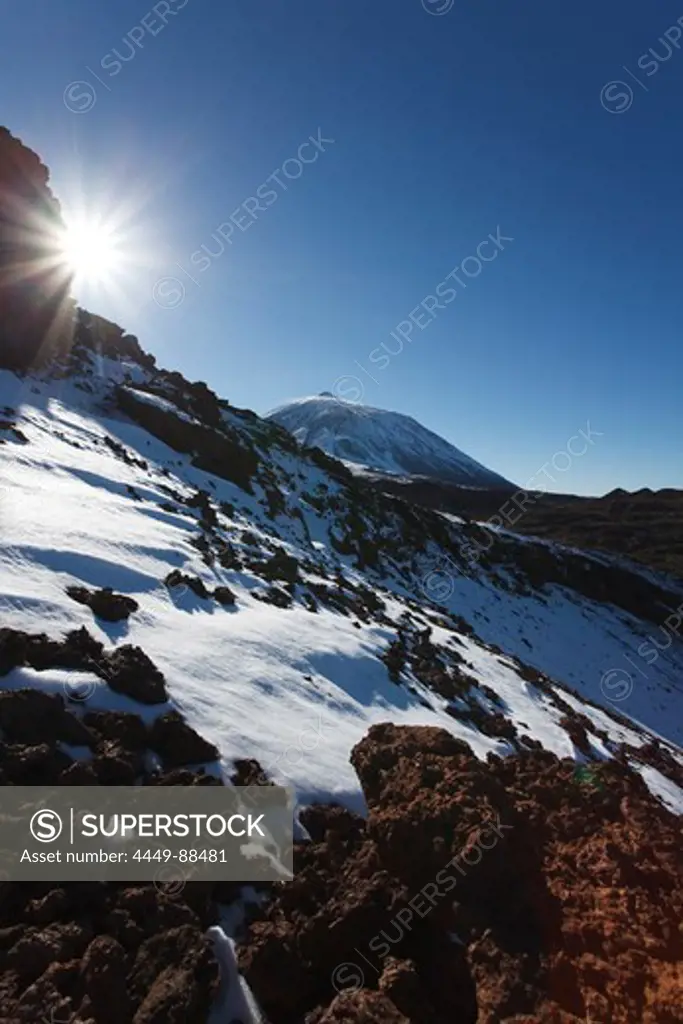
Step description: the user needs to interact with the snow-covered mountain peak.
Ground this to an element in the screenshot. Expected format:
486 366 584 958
266 394 513 489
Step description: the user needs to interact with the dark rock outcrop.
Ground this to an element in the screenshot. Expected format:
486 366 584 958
0 679 222 1020
0 689 95 747
0 627 168 705
213 585 236 607
66 585 139 623
72 308 156 372
100 644 167 705
165 570 210 600
148 711 219 768
83 710 148 751
0 126 74 371
117 385 258 494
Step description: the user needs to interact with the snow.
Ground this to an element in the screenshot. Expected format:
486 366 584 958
635 763 683 816
266 394 512 488
208 919 263 1023
1 368 682 822
417 547 683 749
3 365 683 1024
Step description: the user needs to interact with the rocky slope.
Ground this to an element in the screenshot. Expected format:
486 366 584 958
370 475 683 583
1 128 682 1022
2 319 683 1022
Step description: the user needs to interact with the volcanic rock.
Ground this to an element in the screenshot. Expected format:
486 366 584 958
101 645 167 705
0 126 74 371
66 585 139 623
148 711 219 768
239 723 683 1023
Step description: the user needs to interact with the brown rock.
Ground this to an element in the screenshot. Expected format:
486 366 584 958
79 935 131 1023
148 711 218 768
128 924 219 1024
92 740 141 785
0 126 74 372
6 922 92 980
83 710 148 751
24 889 69 926
230 758 272 787
2 741 73 784
0 689 95 747
213 585 237 606
239 723 683 1024
309 990 410 1023
66 585 139 623
101 645 167 704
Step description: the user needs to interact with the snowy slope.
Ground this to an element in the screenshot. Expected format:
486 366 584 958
2 355 683 822
266 393 513 488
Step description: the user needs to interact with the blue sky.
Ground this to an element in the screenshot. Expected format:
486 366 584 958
2 0 682 495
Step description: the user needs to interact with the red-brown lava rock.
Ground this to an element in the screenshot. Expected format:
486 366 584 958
238 722 683 1023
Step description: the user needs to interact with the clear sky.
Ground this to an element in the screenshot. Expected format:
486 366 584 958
2 0 682 495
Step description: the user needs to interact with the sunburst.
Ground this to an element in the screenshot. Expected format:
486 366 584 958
57 215 125 288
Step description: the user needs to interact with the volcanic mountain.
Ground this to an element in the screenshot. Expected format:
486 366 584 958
266 393 513 489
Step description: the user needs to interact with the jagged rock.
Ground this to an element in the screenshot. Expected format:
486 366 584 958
0 880 219 1021
101 645 167 705
254 585 293 609
378 957 435 1021
0 126 74 371
0 689 95 747
92 740 142 785
6 922 93 980
78 934 132 1023
382 637 407 682
165 570 210 600
73 308 156 371
559 712 592 755
66 585 139 622
117 385 257 493
0 626 97 676
127 924 219 1024
58 760 99 785
186 489 218 529
148 711 219 768
230 758 272 787
307 990 411 1023
298 804 365 845
260 549 299 584
102 435 148 470
83 710 148 751
1 742 74 785
240 723 683 1024
451 704 518 741
23 889 70 926
213 585 236 607
216 540 241 570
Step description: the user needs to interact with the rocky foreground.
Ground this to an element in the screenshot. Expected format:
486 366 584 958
239 723 683 1024
0 659 681 1023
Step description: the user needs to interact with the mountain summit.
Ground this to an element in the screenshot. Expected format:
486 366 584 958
266 393 513 489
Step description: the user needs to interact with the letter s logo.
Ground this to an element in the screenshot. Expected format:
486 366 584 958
30 809 63 843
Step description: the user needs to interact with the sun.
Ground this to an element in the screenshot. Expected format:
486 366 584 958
58 217 124 286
